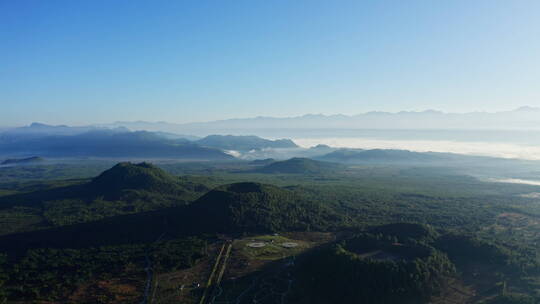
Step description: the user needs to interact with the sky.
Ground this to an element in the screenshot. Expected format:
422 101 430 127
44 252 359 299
1 0 540 126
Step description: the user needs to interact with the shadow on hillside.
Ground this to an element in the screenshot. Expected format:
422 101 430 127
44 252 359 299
0 205 208 255
0 183 90 210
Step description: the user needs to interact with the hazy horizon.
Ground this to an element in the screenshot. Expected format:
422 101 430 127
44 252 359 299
2 105 540 128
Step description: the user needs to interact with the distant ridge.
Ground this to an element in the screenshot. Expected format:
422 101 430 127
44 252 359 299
317 149 459 164
0 129 234 159
6 107 540 135
4 106 540 139
249 158 275 166
317 149 443 163
315 148 508 165
3 122 116 136
514 106 540 112
1 156 44 165
196 135 297 151
93 107 540 134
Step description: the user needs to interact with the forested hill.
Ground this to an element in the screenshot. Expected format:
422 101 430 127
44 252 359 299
0 162 345 238
0 180 345 252
90 162 207 197
191 182 345 232
293 226 456 304
0 162 210 229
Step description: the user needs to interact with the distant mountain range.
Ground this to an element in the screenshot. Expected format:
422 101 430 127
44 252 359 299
2 121 540 166
7 107 538 137
3 122 111 136
0 128 232 159
0 124 296 159
90 107 540 136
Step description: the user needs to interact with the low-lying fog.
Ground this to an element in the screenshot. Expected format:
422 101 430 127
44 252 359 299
292 137 540 161
489 178 540 186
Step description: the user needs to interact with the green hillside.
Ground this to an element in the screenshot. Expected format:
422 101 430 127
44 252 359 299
192 182 345 232
90 162 206 197
0 162 209 229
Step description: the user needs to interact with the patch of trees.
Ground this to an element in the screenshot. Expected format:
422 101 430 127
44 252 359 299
434 234 510 265
255 158 344 174
1 237 205 302
368 223 439 244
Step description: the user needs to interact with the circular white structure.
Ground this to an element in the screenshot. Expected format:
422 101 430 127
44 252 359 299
280 242 299 248
247 242 267 248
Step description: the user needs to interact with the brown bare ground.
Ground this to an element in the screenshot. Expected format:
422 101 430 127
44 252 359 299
69 277 143 304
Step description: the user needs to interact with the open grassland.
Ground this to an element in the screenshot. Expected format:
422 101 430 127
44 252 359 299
236 235 309 261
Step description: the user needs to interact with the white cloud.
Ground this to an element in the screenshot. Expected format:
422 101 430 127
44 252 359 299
223 150 242 157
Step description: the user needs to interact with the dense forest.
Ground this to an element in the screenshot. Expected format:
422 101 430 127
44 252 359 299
0 160 539 303
3 238 206 302
254 157 344 174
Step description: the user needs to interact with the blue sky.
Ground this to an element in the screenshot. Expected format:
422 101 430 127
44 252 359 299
1 0 539 125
